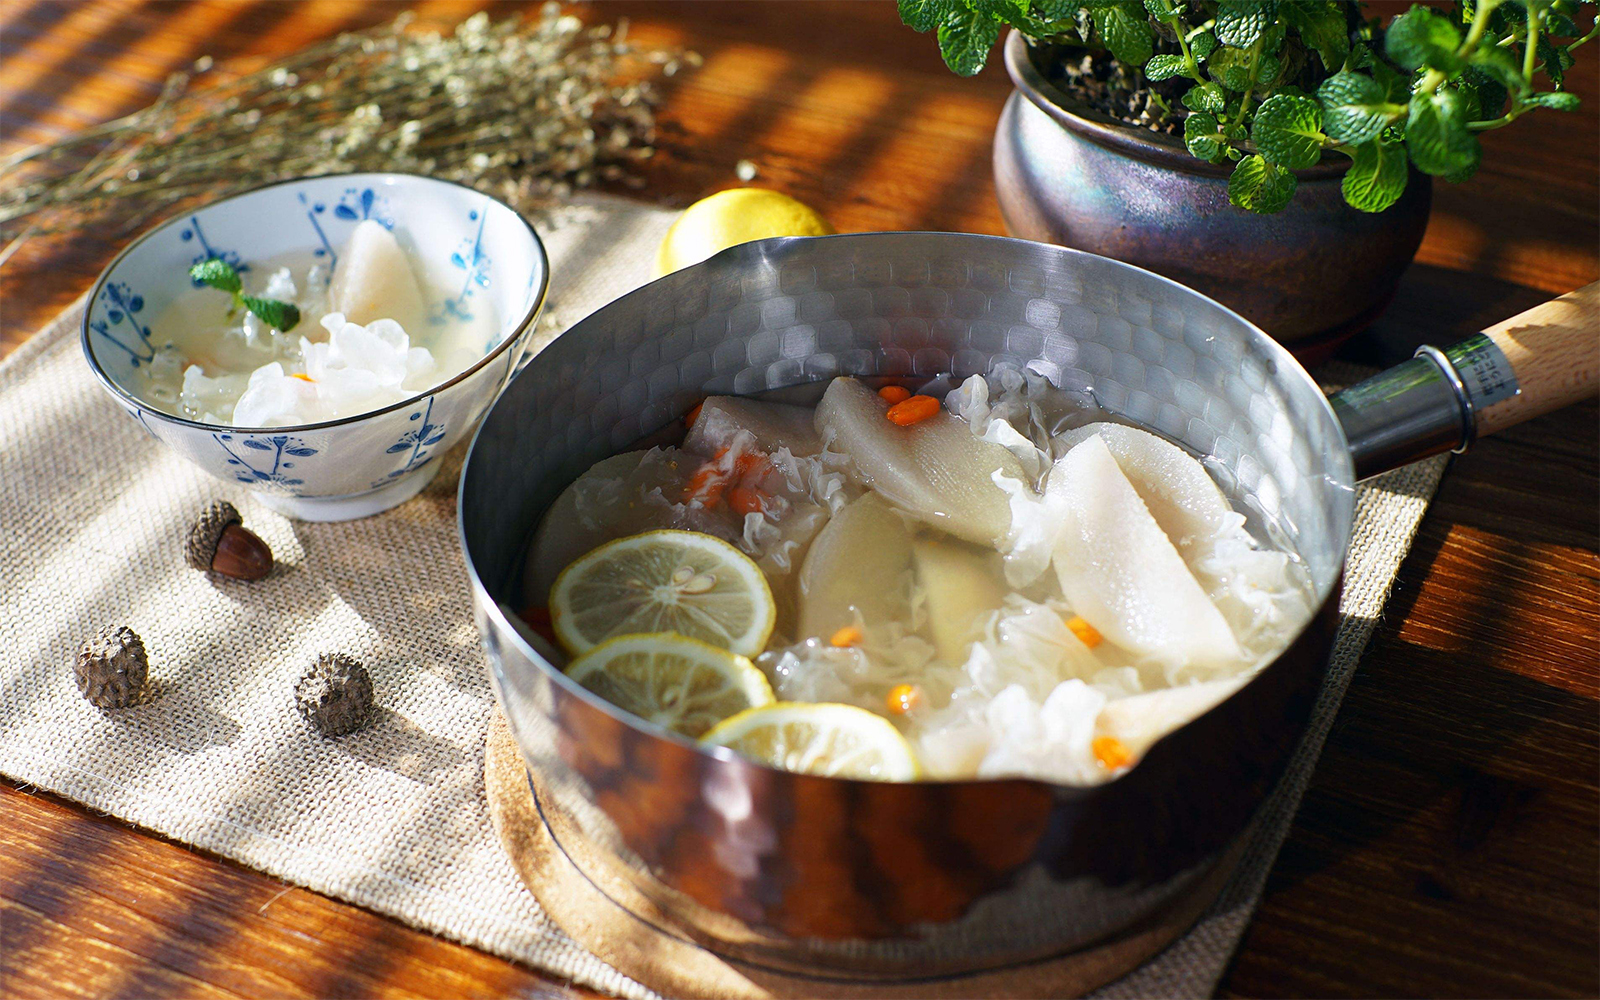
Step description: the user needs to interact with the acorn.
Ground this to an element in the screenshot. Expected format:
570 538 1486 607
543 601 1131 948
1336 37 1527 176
295 653 374 736
185 500 272 581
75 625 149 709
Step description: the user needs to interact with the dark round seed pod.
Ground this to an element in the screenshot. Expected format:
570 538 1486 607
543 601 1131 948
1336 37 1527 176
294 653 374 736
186 500 272 580
75 625 149 709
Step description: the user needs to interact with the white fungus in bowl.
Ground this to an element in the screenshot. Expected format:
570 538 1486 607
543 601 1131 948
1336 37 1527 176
139 220 496 427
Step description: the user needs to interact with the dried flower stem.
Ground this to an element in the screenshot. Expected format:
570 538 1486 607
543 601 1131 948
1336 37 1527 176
0 5 690 254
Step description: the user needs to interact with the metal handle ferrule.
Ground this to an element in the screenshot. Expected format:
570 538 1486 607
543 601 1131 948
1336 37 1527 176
1329 348 1474 480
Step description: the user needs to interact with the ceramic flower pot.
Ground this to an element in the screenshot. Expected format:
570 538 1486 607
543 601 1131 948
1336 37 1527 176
994 31 1431 362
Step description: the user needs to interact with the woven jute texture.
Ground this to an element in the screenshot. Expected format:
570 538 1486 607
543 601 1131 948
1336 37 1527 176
0 194 1447 999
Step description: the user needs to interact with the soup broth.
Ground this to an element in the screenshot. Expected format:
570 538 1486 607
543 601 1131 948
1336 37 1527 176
138 220 497 427
521 366 1315 784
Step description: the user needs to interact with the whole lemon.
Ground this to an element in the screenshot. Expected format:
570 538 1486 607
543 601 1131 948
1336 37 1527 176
655 188 833 277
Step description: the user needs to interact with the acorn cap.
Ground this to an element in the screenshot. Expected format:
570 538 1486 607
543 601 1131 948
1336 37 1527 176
295 653 374 736
75 625 149 709
186 500 242 570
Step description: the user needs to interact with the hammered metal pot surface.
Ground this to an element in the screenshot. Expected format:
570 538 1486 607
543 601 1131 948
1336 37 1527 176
459 232 1356 981
995 32 1431 359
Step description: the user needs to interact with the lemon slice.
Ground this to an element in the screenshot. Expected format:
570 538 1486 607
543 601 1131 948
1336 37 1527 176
550 530 776 656
566 633 775 738
702 703 920 781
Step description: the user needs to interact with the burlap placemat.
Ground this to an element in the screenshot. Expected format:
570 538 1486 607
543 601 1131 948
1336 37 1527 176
0 194 1447 999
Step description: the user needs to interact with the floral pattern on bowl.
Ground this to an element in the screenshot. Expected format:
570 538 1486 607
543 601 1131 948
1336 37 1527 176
82 172 549 521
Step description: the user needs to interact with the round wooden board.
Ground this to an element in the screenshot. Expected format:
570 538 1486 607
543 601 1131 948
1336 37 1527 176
484 710 1242 999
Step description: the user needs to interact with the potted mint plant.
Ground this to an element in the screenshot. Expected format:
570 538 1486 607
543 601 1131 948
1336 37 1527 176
899 0 1593 357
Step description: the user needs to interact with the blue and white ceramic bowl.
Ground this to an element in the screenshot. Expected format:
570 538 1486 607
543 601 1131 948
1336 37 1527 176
82 173 548 521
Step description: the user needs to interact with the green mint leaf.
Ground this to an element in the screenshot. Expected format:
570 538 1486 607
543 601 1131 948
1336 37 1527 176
1228 154 1297 212
1461 65 1508 119
1142 0 1177 17
1545 9 1579 37
1215 0 1274 48
1454 78 1485 120
1033 0 1079 18
1251 92 1326 169
1384 5 1463 72
1484 0 1518 38
1257 20 1287 56
189 257 242 294
1369 54 1409 102
1190 29 1218 61
240 296 301 333
1469 43 1524 93
1545 10 1579 38
1537 35 1574 86
1092 1 1154 67
1341 136 1409 212
1317 70 1403 145
1207 45 1256 88
1145 53 1186 80
971 0 1029 27
898 0 949 33
1526 90 1581 110
1254 49 1284 87
936 4 1001 75
1183 112 1231 163
1182 80 1228 113
1283 0 1350 72
1405 89 1482 176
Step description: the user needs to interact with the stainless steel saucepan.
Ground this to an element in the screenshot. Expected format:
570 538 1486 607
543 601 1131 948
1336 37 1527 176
457 233 1596 987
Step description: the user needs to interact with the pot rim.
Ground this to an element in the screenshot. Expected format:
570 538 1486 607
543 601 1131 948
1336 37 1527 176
1002 29 1349 181
459 229 1358 794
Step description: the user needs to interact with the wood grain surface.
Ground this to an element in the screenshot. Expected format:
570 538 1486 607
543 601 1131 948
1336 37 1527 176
2 2 1596 998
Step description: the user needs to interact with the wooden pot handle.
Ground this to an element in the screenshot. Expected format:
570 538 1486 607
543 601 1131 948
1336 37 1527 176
1470 281 1599 437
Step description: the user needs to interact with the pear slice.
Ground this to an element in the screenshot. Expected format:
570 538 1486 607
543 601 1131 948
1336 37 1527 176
796 492 913 640
815 378 1025 546
686 396 823 458
330 220 428 332
1050 435 1240 666
1095 676 1248 759
910 535 1007 664
1056 422 1236 568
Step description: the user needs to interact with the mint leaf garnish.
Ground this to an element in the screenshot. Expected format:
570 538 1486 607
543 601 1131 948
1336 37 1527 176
190 257 242 294
187 256 299 332
240 296 301 332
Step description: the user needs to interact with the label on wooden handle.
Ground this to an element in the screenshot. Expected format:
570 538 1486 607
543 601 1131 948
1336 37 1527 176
1471 281 1599 437
1444 334 1519 411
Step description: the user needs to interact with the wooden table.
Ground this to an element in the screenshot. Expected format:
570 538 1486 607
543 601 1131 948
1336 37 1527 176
2 2 1595 997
